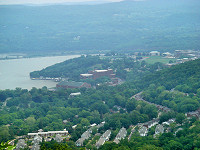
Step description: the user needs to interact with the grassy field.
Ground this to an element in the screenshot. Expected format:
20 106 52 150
144 56 176 64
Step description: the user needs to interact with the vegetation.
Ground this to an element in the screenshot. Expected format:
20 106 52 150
0 0 200 54
144 56 176 64
2 56 200 149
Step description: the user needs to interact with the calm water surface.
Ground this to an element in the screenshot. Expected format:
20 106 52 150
0 55 80 90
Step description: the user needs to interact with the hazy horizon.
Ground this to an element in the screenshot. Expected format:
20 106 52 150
0 0 123 5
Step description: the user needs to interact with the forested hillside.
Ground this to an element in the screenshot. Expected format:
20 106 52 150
0 0 200 53
139 59 200 91
2 57 200 149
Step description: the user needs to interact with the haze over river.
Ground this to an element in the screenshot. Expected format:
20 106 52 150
0 55 80 90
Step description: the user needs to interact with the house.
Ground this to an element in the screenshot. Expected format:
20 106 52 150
149 51 160 56
162 118 175 126
174 128 183 136
28 130 69 138
72 125 77 129
56 81 91 89
55 134 62 143
138 126 148 136
185 110 200 119
113 127 127 144
33 135 42 144
76 130 91 147
16 139 26 150
143 118 159 129
75 138 85 147
96 130 111 149
31 143 40 150
155 124 164 135
162 52 173 57
96 121 105 129
80 73 93 79
69 92 81 98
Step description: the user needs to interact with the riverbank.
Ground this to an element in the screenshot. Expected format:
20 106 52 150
0 55 80 90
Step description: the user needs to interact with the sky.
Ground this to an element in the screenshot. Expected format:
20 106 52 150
0 0 123 5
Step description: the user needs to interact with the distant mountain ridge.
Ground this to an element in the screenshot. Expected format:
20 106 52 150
0 0 199 54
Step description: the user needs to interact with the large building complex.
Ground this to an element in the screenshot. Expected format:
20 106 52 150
80 69 115 80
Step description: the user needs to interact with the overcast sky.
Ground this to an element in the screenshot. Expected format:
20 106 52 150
0 0 123 5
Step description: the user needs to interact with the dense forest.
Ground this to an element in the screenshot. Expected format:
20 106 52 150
1 56 200 149
0 0 200 54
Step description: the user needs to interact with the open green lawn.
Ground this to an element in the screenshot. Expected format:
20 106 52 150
144 56 176 64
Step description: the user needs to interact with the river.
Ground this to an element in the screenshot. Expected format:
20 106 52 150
0 55 80 90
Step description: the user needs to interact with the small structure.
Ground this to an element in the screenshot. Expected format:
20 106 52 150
143 118 159 129
149 51 160 56
96 130 111 149
162 118 175 126
16 139 26 150
28 130 69 138
113 127 127 144
31 143 40 150
69 92 81 98
174 128 183 136
80 74 93 79
162 52 173 57
185 110 200 119
72 125 77 129
63 120 68 124
76 130 91 147
138 126 148 136
96 121 105 129
56 81 91 89
55 134 62 143
33 135 42 144
155 124 164 135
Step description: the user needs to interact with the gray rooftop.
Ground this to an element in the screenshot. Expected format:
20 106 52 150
57 81 84 87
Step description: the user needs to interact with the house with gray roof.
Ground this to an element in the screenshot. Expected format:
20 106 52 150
16 139 26 150
76 130 91 147
31 143 40 150
114 127 127 144
33 135 42 144
154 124 164 137
96 130 111 149
138 126 148 136
55 134 62 143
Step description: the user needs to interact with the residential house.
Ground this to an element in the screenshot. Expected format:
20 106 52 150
55 134 62 143
16 139 26 150
76 130 91 147
96 130 111 149
149 51 160 56
69 92 81 98
155 124 164 135
28 130 69 138
138 126 148 136
113 127 127 144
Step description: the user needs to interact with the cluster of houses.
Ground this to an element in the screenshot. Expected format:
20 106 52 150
137 118 175 137
15 130 67 150
75 122 105 147
185 109 200 119
75 123 127 149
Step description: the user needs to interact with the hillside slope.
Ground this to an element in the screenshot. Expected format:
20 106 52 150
0 0 200 53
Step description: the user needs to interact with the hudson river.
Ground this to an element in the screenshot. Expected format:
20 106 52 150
0 55 80 90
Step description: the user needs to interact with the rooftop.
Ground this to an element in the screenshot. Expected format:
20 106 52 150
57 81 84 87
